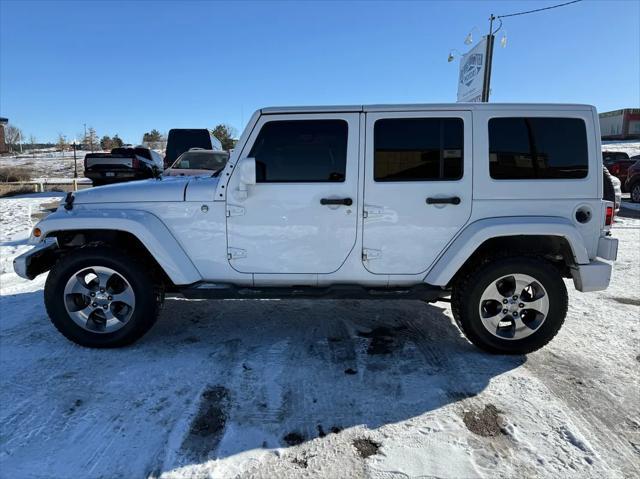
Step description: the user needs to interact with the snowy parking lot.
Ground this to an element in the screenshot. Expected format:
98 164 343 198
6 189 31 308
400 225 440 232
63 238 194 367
0 195 638 479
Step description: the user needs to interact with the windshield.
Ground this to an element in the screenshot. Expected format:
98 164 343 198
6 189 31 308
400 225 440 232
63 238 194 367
173 151 228 171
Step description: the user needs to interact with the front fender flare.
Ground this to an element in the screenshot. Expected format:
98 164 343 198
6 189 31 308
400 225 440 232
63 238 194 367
33 209 202 285
424 216 590 286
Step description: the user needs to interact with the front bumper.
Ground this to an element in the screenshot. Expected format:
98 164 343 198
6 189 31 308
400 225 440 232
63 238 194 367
571 236 618 292
13 238 58 280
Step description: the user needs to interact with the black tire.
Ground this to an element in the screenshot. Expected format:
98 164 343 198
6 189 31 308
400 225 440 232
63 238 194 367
631 182 640 203
44 246 162 348
451 256 568 355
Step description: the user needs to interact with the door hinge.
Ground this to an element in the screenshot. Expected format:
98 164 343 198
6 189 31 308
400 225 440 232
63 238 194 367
226 205 245 217
227 247 247 260
363 205 383 219
362 248 382 261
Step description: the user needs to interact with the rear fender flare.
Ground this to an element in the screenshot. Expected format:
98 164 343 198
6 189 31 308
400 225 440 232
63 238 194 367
424 216 590 286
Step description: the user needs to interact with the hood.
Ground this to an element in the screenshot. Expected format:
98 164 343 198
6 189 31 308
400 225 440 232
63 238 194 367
73 176 191 204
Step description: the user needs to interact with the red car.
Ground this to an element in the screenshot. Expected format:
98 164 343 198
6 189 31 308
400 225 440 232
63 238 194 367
602 151 635 191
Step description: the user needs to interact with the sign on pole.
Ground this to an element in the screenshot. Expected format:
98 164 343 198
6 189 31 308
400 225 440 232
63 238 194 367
457 38 487 103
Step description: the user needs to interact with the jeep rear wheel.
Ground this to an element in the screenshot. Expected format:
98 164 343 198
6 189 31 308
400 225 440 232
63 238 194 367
44 247 162 348
451 256 568 354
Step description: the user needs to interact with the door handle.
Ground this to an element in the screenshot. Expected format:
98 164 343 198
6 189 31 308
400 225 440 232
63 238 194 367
320 197 353 206
426 196 461 205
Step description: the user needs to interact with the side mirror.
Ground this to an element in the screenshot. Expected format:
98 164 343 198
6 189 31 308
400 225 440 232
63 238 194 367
235 157 256 200
238 157 256 186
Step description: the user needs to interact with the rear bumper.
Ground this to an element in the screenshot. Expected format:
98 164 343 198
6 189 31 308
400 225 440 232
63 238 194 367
597 236 618 261
84 168 151 182
571 237 618 292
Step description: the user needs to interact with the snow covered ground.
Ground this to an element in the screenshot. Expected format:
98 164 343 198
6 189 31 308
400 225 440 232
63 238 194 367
0 198 639 479
602 140 640 158
0 150 94 181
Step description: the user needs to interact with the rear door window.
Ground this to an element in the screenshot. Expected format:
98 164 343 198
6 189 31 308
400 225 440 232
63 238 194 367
374 118 464 181
489 117 588 179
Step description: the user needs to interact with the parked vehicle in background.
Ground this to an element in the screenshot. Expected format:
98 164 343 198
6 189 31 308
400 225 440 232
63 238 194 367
84 147 164 186
602 151 634 190
16 103 618 355
624 160 640 203
164 129 223 168
164 148 229 177
603 167 621 213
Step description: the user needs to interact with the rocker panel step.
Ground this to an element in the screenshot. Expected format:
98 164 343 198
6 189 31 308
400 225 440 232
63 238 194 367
179 282 446 301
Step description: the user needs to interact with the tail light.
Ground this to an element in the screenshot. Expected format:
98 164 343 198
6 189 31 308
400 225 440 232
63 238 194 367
605 205 614 226
131 157 140 168
609 164 620 175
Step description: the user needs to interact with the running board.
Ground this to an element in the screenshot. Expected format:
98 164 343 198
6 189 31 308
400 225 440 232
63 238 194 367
180 282 446 301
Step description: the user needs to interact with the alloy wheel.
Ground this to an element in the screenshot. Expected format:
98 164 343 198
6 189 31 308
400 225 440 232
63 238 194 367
63 266 136 333
478 273 550 340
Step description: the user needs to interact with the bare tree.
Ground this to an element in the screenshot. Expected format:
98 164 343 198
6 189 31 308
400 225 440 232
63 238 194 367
83 127 98 152
56 134 68 155
4 124 23 152
29 134 37 157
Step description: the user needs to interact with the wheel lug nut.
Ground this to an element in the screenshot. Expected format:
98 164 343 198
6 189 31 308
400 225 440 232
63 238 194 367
102 304 108 310
92 302 97 307
512 295 518 300
502 299 508 304
512 311 518 317
519 303 525 308
90 292 95 297
502 309 508 314
108 296 113 300
100 289 105 293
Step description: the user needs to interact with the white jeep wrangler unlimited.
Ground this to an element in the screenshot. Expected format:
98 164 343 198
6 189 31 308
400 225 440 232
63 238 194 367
15 104 618 354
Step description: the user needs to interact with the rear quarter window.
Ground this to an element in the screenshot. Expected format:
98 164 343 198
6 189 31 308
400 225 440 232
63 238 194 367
489 117 588 179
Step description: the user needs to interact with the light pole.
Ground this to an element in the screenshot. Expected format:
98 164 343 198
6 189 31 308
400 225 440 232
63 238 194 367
481 15 496 102
72 139 78 179
451 1 583 103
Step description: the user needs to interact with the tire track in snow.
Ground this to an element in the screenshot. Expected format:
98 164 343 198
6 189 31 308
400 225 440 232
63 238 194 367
527 350 640 477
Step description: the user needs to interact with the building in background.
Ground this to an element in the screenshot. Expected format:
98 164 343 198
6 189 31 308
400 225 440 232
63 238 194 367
599 109 640 140
0 117 8 154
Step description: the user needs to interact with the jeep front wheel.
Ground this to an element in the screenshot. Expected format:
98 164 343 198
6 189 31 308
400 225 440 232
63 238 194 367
451 257 568 354
44 247 162 348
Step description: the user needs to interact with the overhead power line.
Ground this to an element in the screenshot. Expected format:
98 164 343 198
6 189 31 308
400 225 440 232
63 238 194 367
497 0 582 19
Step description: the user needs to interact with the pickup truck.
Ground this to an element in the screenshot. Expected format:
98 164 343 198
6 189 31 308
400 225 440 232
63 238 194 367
15 103 618 354
84 147 164 186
